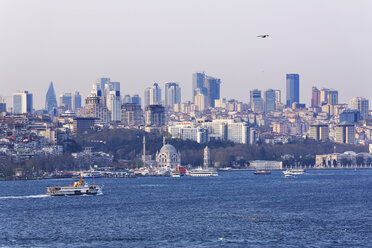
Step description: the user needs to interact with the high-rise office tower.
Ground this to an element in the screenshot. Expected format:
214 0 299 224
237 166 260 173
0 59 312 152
106 90 121 122
311 87 320 107
12 91 33 114
131 94 141 106
250 89 263 112
320 88 329 105
73 91 82 110
123 94 131 104
59 93 72 111
45 82 57 112
192 72 221 107
264 89 276 113
144 83 161 107
164 82 181 108
327 90 338 105
99 77 110 95
286 74 299 107
274 90 281 105
350 97 369 120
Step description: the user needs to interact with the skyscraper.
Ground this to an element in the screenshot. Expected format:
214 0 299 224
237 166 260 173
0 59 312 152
45 82 57 112
59 93 72 111
286 74 299 107
192 72 221 107
106 90 121 122
73 92 82 110
144 83 162 107
350 97 369 120
164 82 181 108
327 90 338 105
131 94 141 106
264 89 276 113
250 89 263 113
311 87 320 108
145 105 165 126
123 94 131 104
12 91 33 114
274 90 281 105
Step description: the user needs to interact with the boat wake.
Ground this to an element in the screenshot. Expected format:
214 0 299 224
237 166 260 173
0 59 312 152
0 194 49 199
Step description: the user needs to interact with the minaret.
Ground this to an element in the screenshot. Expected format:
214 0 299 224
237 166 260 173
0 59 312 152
163 136 166 146
142 136 146 165
203 146 211 169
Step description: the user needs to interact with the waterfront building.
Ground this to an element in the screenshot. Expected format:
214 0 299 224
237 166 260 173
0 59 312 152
335 123 355 144
340 109 361 123
59 93 72 111
45 82 58 112
164 82 181 108
145 104 165 126
12 91 33 114
309 124 329 141
156 142 181 169
250 89 263 113
286 74 299 107
73 92 82 110
316 151 372 167
121 103 143 126
311 87 320 108
264 89 276 113
350 97 369 120
250 160 282 170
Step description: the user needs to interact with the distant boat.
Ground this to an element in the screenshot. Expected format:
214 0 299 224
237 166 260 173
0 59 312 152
283 169 305 177
170 170 181 178
187 167 218 177
254 170 271 175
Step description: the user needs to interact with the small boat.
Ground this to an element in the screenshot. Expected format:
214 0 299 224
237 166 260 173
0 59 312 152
47 174 104 196
254 170 271 175
170 170 181 177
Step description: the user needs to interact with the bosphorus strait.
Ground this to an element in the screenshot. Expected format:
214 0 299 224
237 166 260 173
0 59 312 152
1 170 371 247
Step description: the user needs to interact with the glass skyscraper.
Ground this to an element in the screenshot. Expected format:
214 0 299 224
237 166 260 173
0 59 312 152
192 72 221 108
45 82 57 112
286 74 300 107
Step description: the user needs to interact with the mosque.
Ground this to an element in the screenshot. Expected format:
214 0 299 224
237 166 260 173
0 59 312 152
142 136 181 170
155 137 181 169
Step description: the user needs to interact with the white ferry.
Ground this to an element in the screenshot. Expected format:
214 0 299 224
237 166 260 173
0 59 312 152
283 168 305 177
187 168 218 177
47 177 104 196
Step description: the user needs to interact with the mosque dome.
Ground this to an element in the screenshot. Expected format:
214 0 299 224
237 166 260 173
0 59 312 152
156 143 181 169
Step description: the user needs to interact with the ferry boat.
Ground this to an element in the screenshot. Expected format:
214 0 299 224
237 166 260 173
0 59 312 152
254 170 271 175
47 176 104 196
187 168 218 177
282 168 305 177
170 170 181 177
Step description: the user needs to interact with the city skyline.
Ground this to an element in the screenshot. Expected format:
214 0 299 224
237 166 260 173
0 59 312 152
1 1 372 108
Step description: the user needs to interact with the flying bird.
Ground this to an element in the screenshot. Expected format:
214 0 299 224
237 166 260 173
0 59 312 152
257 34 269 38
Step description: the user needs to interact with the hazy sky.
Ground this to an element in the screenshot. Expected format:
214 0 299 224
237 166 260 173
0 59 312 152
1 0 372 109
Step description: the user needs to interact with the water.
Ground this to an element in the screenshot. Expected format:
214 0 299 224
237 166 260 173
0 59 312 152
1 170 372 247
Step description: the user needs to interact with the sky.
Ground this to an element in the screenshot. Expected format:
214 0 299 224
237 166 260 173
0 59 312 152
1 0 372 109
